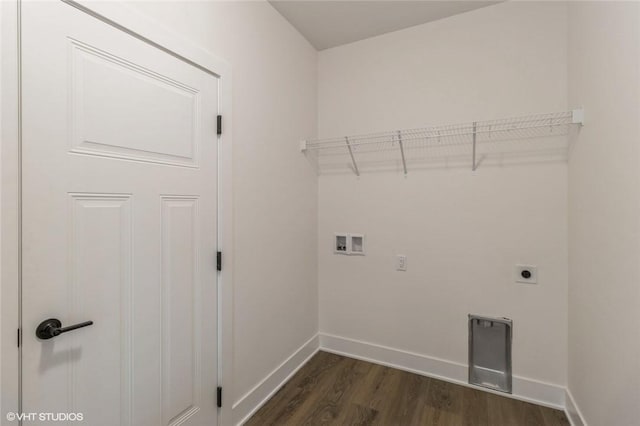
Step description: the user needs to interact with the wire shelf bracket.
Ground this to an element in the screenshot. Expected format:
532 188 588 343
344 136 360 176
301 108 584 176
396 130 408 175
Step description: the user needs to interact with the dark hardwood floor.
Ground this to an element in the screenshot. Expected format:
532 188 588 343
246 351 570 426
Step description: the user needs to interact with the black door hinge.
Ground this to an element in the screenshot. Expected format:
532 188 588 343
217 251 222 272
217 115 222 136
17 328 20 347
217 386 222 408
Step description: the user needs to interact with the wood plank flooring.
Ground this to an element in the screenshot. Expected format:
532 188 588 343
246 351 570 426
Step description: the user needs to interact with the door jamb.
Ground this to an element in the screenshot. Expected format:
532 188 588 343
0 1 234 424
1 0 22 422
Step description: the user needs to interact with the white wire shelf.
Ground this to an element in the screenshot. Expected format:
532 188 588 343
301 109 584 175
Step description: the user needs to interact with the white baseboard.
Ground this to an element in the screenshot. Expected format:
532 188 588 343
319 332 566 410
232 334 320 426
565 388 587 426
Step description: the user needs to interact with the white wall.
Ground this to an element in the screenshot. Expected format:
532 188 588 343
125 0 319 414
318 1 569 393
567 2 640 425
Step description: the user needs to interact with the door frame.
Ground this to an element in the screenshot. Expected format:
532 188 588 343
0 1 234 424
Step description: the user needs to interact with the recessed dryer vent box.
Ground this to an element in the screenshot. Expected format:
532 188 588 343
468 315 513 393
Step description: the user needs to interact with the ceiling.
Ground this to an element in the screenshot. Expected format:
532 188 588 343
269 1 500 50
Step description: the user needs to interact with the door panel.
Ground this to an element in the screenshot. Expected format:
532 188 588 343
69 38 200 166
21 2 218 425
69 194 133 426
161 196 201 425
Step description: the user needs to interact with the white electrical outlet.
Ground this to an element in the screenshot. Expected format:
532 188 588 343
515 265 537 284
396 255 407 271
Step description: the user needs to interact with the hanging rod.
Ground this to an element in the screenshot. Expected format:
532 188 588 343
300 109 584 175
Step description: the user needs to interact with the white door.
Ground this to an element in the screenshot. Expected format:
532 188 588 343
21 2 218 425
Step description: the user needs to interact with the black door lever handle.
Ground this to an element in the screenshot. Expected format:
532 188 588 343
36 318 94 340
